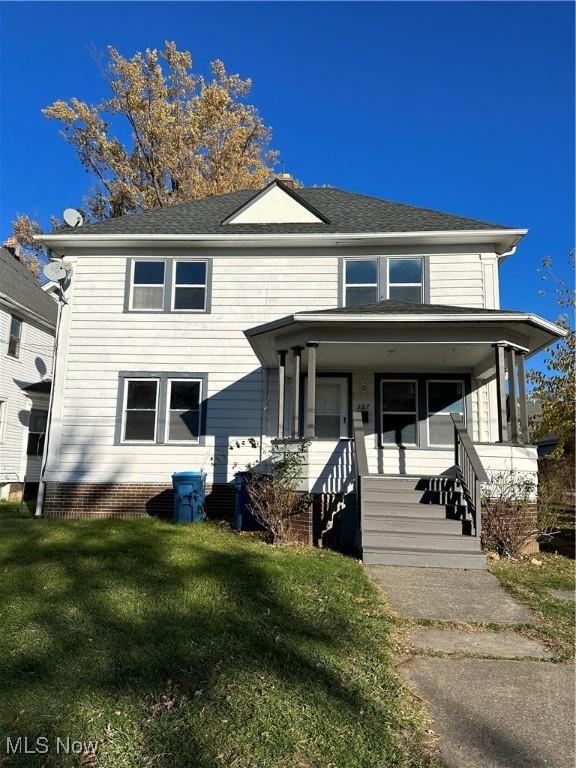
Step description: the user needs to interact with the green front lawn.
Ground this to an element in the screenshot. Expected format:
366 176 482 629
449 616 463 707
490 553 575 659
0 518 433 768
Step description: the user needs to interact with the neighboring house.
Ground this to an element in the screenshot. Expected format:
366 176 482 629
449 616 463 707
0 246 57 500
35 179 565 567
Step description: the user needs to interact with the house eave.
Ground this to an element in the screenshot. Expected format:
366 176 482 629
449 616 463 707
34 229 527 256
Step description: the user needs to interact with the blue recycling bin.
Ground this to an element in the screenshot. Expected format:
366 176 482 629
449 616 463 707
234 471 263 531
172 471 206 524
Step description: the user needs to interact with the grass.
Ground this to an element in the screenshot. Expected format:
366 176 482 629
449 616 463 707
0 517 435 768
489 553 575 660
0 499 34 520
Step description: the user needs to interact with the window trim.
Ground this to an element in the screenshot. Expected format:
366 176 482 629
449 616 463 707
121 377 160 443
26 408 48 457
426 378 466 448
7 315 23 359
340 255 430 307
380 378 419 447
165 377 203 444
115 371 208 446
124 258 212 314
171 259 208 313
342 258 379 308
0 400 6 443
386 257 424 303
128 259 166 313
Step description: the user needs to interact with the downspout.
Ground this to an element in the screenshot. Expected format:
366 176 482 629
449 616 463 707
35 265 70 517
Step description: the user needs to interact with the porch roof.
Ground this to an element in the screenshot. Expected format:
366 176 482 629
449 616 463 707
244 300 565 376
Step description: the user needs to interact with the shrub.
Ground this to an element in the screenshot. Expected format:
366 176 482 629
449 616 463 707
246 441 312 544
482 472 538 556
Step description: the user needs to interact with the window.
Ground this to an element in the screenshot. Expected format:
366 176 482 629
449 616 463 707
122 379 159 442
172 261 207 311
381 380 418 446
7 316 22 358
166 379 202 442
130 261 165 311
0 400 6 443
27 409 48 456
388 258 423 303
117 373 207 445
344 260 378 307
427 380 465 446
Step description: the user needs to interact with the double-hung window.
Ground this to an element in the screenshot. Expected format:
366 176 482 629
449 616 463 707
344 260 378 307
119 375 204 444
122 379 159 442
387 258 423 302
381 380 418 446
172 261 207 311
27 409 48 456
166 379 202 442
7 315 22 358
427 380 465 446
130 261 165 311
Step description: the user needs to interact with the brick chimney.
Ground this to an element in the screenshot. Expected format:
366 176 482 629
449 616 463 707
276 172 297 189
3 236 21 259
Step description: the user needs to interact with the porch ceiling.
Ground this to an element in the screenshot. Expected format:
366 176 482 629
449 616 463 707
244 310 565 377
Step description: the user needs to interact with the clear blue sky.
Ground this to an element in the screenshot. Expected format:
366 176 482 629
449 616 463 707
1 1 574 347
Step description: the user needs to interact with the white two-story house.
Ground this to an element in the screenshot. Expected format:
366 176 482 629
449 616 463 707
36 180 564 567
0 245 57 500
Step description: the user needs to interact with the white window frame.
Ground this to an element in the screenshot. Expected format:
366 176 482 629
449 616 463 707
343 258 379 308
165 378 202 444
129 260 166 312
387 257 423 302
380 378 419 447
27 408 48 456
171 260 208 312
0 400 6 443
426 379 466 447
121 378 160 443
7 315 23 359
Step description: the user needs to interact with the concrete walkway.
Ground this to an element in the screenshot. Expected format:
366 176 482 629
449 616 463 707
367 565 576 768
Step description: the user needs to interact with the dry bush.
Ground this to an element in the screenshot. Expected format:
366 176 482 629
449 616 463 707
482 472 538 556
246 441 311 544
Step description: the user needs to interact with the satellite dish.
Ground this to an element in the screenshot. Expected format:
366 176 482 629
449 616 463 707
63 208 83 228
43 261 68 282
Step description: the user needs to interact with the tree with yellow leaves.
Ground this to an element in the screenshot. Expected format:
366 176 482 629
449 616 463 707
10 42 278 266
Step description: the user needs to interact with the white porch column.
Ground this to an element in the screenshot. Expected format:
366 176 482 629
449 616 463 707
291 346 303 438
506 347 519 443
305 343 318 438
277 350 287 438
494 344 508 442
517 351 530 443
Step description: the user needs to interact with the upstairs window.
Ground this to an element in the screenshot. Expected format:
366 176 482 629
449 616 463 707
388 258 423 303
173 261 207 311
122 379 159 442
344 260 378 307
27 409 48 456
7 316 22 358
130 261 165 311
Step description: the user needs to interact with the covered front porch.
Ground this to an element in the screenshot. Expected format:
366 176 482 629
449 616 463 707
246 300 564 490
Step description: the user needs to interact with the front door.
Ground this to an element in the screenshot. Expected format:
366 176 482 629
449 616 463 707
313 377 348 439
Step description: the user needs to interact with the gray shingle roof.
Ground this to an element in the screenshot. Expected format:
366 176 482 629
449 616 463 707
300 299 525 316
0 248 58 327
64 185 514 236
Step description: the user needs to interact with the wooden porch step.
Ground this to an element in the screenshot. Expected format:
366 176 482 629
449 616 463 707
363 516 464 535
363 547 486 570
363 501 465 518
362 531 481 553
